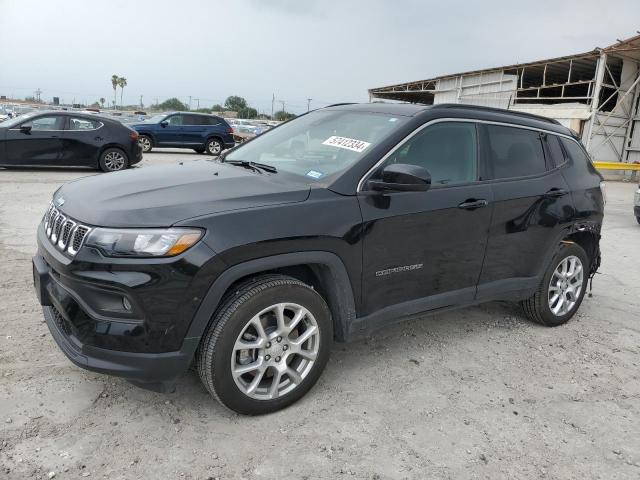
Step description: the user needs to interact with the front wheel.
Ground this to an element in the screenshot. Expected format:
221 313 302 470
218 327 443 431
521 243 589 326
99 148 129 172
205 138 223 156
197 275 332 415
138 135 152 153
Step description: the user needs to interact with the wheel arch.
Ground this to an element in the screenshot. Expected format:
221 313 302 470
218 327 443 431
137 131 155 146
185 252 357 347
98 144 128 167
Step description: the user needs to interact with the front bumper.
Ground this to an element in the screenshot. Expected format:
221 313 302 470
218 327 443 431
33 222 224 385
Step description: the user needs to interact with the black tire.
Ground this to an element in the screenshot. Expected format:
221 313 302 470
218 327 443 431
138 135 153 153
205 137 223 156
99 148 129 172
636 216 640 225
521 243 589 326
193 147 206 154
197 274 332 415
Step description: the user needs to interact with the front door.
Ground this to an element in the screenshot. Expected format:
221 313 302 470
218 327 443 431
156 114 183 145
358 121 493 316
4 115 65 165
182 114 209 146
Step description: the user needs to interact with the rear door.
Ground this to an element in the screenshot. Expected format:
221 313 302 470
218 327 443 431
4 115 64 165
476 123 574 300
60 116 105 166
181 114 209 146
156 114 183 145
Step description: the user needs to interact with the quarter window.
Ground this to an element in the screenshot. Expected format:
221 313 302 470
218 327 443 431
545 134 567 168
485 125 546 179
382 122 477 186
560 137 591 165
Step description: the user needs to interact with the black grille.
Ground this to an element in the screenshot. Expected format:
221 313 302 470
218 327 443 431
42 203 91 257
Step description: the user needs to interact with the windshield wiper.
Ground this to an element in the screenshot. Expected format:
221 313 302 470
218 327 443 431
224 159 277 174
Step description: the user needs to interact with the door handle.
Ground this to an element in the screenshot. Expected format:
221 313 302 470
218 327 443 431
458 199 489 210
544 188 568 198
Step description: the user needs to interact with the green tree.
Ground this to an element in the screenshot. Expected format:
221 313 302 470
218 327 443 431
224 95 248 112
274 110 296 121
157 97 188 111
211 104 223 112
111 75 119 109
237 107 258 119
118 77 127 108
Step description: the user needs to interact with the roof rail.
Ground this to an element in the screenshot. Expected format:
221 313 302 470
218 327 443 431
431 103 561 125
323 102 358 108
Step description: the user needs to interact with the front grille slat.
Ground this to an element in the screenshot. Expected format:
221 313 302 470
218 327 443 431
42 203 91 257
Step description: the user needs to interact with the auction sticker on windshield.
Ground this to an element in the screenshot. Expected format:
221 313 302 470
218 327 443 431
322 136 371 153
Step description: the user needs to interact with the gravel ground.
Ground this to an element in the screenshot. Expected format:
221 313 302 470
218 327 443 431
1 151 639 480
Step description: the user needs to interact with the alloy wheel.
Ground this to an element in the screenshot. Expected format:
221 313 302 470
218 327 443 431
548 255 583 316
103 151 126 171
139 137 151 152
208 140 222 155
231 303 320 400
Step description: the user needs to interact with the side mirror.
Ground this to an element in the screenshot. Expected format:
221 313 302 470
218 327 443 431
366 164 431 192
160 121 168 127
20 124 32 134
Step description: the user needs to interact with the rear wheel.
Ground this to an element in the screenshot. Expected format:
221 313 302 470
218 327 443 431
205 138 223 156
197 275 332 415
521 243 589 326
99 148 129 172
138 135 152 153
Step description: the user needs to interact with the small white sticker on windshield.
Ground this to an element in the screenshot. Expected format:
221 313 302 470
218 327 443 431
322 136 371 153
306 170 324 179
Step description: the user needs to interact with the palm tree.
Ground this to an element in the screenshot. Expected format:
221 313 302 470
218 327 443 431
99 97 105 109
118 77 127 108
111 75 119 110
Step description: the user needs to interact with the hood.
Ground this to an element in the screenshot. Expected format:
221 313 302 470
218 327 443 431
54 162 310 227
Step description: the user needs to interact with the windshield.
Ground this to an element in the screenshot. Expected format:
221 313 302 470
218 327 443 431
146 114 168 123
225 110 408 181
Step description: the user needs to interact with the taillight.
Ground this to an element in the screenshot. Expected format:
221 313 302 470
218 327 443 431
130 131 139 141
227 127 234 134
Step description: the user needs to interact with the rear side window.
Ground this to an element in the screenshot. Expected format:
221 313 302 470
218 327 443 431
545 134 567 167
384 122 477 186
560 137 591 165
69 117 102 130
208 116 222 126
485 125 546 179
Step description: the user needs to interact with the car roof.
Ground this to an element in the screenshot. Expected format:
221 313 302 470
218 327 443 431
168 111 220 116
322 102 572 136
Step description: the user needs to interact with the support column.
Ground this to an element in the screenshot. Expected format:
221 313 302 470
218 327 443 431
585 51 607 151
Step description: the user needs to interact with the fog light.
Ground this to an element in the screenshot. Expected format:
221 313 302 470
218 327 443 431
122 296 132 311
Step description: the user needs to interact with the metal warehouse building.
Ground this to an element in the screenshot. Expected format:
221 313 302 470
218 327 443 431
369 33 640 166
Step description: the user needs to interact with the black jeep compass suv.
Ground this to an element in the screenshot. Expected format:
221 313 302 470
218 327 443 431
33 103 604 414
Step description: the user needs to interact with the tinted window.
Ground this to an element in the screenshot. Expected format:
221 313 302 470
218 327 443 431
383 122 477 185
183 115 207 126
23 115 64 131
545 134 567 167
69 117 102 130
208 116 222 126
485 125 546 179
167 115 183 126
560 137 591 165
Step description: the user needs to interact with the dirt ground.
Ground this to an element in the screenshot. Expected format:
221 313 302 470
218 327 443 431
1 152 639 480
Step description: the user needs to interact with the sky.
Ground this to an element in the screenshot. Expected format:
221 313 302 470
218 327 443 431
1 0 639 114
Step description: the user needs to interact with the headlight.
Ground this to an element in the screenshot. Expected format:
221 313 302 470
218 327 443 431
85 227 203 257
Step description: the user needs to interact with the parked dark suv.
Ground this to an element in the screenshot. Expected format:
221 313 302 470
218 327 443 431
129 112 235 155
33 103 604 414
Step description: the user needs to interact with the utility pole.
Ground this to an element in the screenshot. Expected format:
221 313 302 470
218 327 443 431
188 96 192 110
194 98 200 109
280 100 285 113
271 93 275 119
139 95 143 109
307 98 312 112
35 88 42 103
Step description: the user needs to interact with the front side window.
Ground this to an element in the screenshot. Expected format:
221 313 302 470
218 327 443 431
23 115 64 131
485 125 546 179
378 122 477 186
225 110 409 181
69 117 102 130
166 115 183 126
